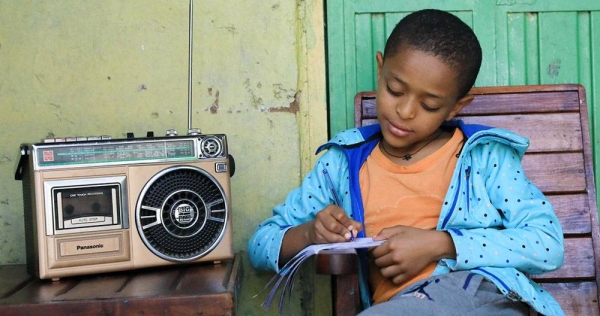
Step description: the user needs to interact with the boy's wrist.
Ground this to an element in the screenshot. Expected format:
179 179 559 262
434 231 457 261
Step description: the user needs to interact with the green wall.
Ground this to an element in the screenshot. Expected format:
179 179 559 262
0 1 328 315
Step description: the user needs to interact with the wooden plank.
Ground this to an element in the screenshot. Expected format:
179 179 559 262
466 91 580 115
0 265 33 299
532 238 595 280
52 274 132 301
111 268 181 298
0 255 240 316
522 153 587 193
458 113 584 152
0 277 79 304
549 194 592 235
539 282 599 316
174 262 233 295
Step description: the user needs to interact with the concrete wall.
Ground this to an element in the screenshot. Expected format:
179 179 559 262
0 1 328 314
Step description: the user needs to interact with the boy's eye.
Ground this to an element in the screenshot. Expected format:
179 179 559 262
386 85 403 96
386 83 441 112
421 103 440 113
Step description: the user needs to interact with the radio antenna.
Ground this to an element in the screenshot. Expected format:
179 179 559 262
187 0 194 132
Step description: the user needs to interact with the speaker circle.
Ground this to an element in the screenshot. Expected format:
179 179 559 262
135 165 228 262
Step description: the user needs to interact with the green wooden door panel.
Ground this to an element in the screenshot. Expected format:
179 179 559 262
327 0 497 136
327 0 600 206
492 4 600 208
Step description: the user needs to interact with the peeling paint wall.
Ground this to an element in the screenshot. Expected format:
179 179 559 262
0 0 328 314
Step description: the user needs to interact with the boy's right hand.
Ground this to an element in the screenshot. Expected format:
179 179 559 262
307 205 362 244
279 205 362 266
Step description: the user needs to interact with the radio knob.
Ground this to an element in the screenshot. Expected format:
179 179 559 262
187 128 201 135
165 129 178 136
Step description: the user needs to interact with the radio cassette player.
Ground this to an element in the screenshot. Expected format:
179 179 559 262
15 130 235 280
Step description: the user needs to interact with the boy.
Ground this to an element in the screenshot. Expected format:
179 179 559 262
248 9 564 315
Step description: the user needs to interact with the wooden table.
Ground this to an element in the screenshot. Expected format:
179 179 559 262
0 254 242 316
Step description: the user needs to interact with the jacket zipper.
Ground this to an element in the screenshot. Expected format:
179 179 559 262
474 268 521 300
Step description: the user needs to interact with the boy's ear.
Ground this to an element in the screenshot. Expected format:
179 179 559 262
446 94 474 121
376 51 384 78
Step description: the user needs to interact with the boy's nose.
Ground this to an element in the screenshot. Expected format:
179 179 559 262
395 96 417 120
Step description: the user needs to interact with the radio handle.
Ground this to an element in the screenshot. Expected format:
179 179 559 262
15 144 29 181
228 154 235 177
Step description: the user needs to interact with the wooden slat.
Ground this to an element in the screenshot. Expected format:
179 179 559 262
362 118 378 126
54 275 132 300
174 262 234 295
110 268 181 298
465 90 580 115
458 113 583 152
532 238 595 281
549 194 592 235
0 255 240 316
56 269 181 300
354 86 582 124
0 265 33 299
540 282 599 316
0 276 79 304
522 153 586 193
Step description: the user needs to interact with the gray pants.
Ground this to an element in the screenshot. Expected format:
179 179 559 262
358 271 530 316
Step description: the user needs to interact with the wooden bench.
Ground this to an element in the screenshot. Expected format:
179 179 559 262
316 84 600 316
0 253 242 316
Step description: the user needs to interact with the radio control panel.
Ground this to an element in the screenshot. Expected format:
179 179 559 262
28 130 229 172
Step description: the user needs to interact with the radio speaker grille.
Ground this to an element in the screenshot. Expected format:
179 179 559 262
136 166 228 262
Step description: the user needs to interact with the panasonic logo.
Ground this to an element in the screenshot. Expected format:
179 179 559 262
77 244 104 250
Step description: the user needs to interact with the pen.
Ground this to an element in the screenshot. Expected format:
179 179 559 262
322 169 355 241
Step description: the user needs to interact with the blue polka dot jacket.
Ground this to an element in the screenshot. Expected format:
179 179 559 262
248 120 565 316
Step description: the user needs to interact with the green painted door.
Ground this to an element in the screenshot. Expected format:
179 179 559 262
326 0 600 203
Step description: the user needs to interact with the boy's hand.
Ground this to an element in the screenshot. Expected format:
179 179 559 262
371 226 456 285
308 205 362 244
279 205 362 266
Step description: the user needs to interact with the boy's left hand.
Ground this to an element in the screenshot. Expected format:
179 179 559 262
371 226 456 285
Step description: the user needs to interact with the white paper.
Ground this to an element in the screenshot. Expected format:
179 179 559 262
260 237 384 313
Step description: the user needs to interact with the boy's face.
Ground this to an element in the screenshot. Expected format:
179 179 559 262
375 46 473 151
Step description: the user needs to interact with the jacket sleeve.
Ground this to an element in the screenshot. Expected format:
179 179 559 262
442 141 564 275
247 146 350 272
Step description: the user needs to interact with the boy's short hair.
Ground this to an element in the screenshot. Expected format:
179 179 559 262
384 9 482 99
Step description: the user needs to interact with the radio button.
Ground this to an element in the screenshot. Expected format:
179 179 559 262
215 162 227 173
71 216 107 225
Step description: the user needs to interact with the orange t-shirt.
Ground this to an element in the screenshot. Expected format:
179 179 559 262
359 128 464 304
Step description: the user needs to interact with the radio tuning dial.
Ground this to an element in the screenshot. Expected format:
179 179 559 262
165 129 178 137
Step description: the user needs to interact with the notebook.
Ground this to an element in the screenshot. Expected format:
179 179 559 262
259 237 384 313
